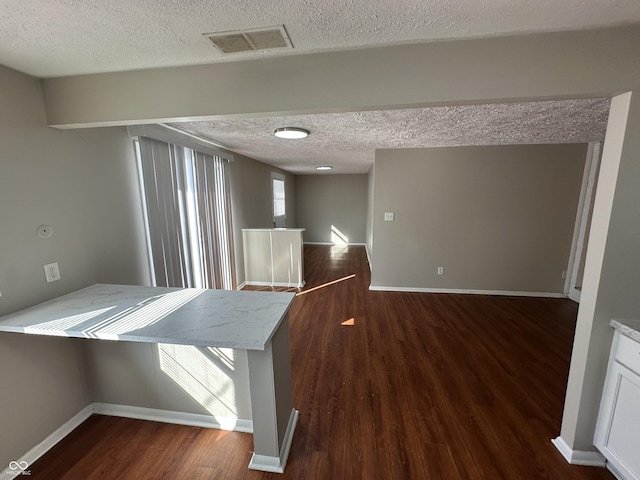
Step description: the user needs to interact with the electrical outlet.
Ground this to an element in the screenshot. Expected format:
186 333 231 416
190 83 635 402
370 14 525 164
561 270 567 279
44 262 61 283
437 266 444 275
384 212 394 222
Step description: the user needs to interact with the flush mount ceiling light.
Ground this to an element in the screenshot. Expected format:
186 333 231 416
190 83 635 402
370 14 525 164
274 127 309 139
316 166 332 171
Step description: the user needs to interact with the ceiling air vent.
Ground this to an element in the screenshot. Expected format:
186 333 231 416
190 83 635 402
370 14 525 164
204 25 293 55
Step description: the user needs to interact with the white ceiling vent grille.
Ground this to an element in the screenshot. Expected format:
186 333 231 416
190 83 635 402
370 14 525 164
204 25 293 55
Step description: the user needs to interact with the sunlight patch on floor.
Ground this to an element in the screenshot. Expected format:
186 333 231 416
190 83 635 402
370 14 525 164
296 274 356 296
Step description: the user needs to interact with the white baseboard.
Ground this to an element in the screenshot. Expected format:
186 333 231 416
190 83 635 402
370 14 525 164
244 281 305 288
552 436 607 467
1 404 93 479
236 281 247 291
2 402 253 479
368 285 567 298
364 244 372 270
304 242 366 247
92 402 253 433
249 408 299 473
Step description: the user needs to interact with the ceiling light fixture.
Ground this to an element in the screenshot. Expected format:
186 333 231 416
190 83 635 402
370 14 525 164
316 166 332 171
274 127 309 139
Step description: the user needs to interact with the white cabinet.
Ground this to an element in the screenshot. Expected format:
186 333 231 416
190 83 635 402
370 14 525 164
595 329 640 480
242 229 305 288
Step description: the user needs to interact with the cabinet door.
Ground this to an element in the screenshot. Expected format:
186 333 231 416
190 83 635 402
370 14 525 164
594 360 640 480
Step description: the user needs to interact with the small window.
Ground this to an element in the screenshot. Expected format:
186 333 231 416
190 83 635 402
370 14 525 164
272 172 286 228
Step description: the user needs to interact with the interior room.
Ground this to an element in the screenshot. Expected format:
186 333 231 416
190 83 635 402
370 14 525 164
1 1 640 479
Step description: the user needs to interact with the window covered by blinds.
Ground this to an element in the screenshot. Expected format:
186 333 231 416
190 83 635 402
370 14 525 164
137 136 235 290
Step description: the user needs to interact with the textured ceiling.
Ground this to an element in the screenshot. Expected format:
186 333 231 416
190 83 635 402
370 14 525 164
170 98 610 174
1 0 639 77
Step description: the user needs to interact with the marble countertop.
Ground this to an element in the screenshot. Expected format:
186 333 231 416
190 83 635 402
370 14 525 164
610 319 640 343
0 284 295 350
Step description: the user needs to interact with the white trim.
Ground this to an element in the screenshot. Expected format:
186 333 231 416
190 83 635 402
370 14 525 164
364 244 372 270
551 436 607 467
607 463 627 480
127 124 234 161
278 408 299 472
271 172 286 228
304 242 366 246
567 142 602 301
244 281 306 288
236 281 247 291
568 289 581 303
368 285 567 298
1 405 93 479
564 143 595 294
159 123 234 155
248 408 299 473
92 403 253 433
133 138 157 286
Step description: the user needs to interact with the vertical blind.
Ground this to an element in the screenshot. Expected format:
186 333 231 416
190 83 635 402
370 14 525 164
137 136 235 290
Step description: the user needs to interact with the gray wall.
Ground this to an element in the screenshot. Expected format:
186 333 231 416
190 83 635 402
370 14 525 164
295 174 367 244
228 153 296 287
371 145 586 293
0 66 288 465
5 23 640 458
82 341 253 423
0 65 149 468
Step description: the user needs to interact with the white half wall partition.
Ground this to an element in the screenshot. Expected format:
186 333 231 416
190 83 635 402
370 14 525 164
242 229 305 289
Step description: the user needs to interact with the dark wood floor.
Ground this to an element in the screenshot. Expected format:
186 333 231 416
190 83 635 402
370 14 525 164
29 245 612 479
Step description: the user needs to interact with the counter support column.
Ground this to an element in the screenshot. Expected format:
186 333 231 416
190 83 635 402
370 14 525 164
247 315 298 473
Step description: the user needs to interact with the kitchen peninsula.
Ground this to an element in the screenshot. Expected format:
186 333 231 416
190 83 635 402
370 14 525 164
0 284 298 474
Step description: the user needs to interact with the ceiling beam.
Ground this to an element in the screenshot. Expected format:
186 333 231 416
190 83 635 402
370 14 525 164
40 25 640 128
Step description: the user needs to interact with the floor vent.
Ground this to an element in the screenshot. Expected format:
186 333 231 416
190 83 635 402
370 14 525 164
204 25 293 55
